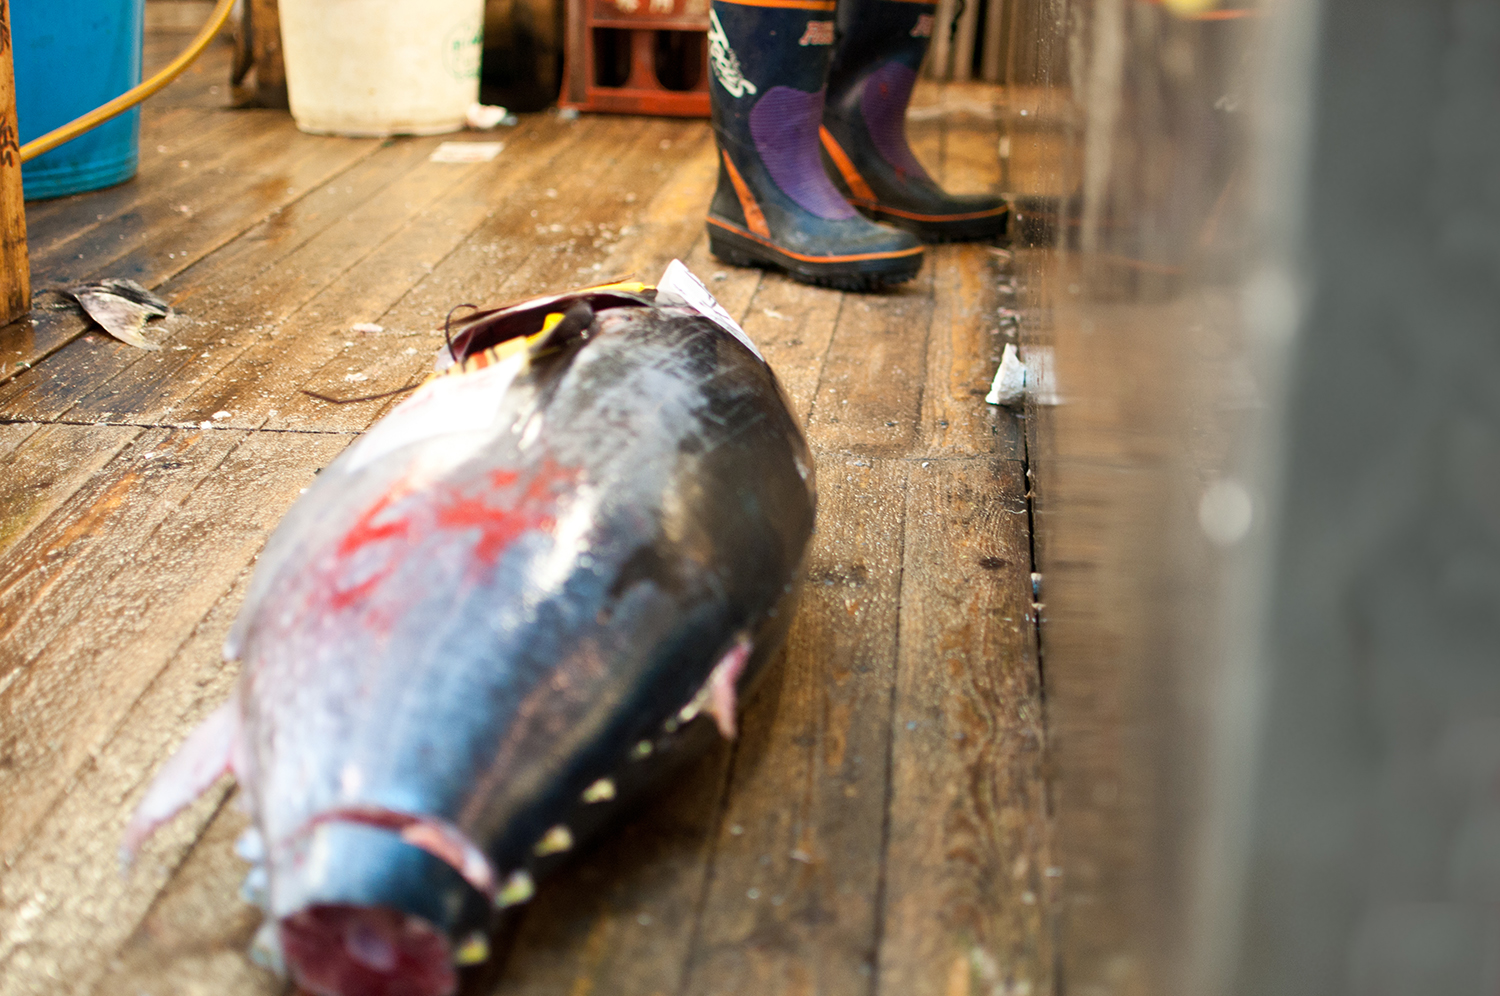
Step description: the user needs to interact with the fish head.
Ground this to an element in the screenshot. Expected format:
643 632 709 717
268 817 494 996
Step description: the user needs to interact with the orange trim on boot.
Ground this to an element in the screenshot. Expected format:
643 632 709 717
714 0 837 9
720 150 772 239
707 217 925 264
871 201 1010 223
818 127 879 204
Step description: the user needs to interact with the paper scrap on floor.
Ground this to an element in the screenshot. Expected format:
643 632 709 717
430 142 504 163
986 342 1028 406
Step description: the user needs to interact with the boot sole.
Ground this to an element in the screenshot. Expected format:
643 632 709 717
852 202 1011 245
707 220 924 293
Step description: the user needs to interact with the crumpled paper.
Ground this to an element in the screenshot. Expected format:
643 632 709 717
985 342 1027 406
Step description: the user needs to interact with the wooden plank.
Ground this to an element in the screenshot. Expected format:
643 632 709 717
0 132 441 420
269 116 707 434
805 268 935 457
246 116 699 434
375 117 701 326
0 428 351 868
878 456 1053 996
0 0 28 327
941 85 1003 197
42 123 381 291
908 79 947 187
920 245 1020 459
0 422 143 560
682 455 908 996
0 428 241 737
0 556 263 996
104 791 275 996
168 122 602 427
146 1 219 32
592 127 718 286
490 746 735 996
0 416 34 457
737 275 842 425
0 121 384 386
17 104 218 241
26 110 295 273
143 28 235 109
71 131 545 425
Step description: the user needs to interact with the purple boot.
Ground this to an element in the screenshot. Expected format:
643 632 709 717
706 0 924 291
821 0 1009 243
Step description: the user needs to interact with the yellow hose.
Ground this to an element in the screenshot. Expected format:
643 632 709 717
19 0 237 163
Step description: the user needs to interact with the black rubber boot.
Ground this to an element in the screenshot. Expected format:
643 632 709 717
821 0 1009 243
706 0 924 292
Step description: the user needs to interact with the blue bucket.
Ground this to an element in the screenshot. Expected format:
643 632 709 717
11 0 145 200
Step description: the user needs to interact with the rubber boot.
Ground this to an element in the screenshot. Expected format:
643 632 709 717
820 0 1009 243
706 0 924 291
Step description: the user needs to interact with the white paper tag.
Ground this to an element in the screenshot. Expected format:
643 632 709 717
655 259 763 362
344 351 526 472
985 342 1027 406
430 141 504 163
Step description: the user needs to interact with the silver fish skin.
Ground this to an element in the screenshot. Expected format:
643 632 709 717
124 289 815 996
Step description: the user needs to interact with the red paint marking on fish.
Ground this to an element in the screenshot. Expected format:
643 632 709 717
328 490 409 610
322 459 580 612
338 491 410 558
435 463 574 565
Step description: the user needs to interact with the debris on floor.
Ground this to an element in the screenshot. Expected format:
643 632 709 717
58 278 172 350
465 103 516 129
429 141 504 163
986 342 1027 406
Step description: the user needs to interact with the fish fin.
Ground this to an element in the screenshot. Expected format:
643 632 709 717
302 807 499 900
398 820 498 897
705 636 754 740
68 279 169 351
249 919 287 976
121 697 241 862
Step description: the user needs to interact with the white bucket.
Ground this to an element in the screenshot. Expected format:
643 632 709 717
278 0 484 137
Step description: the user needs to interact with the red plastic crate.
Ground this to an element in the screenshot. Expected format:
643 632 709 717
560 0 710 117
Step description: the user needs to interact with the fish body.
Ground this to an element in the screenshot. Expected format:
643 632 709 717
125 270 816 996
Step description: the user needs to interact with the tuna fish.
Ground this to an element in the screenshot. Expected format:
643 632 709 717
123 262 817 996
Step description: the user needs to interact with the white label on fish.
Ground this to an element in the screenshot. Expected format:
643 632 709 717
344 351 527 472
655 259 763 363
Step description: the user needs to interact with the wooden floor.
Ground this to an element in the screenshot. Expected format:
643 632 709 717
0 31 1052 996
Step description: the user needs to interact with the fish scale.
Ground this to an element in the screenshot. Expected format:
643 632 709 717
124 269 816 996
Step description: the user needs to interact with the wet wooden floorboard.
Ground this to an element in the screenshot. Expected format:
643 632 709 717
0 32 1052 996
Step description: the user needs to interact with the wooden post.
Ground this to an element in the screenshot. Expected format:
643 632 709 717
980 0 1004 83
929 0 957 79
250 0 287 108
950 0 980 82
231 0 288 109
0 0 29 326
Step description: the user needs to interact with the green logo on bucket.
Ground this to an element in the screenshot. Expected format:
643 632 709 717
444 21 483 81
